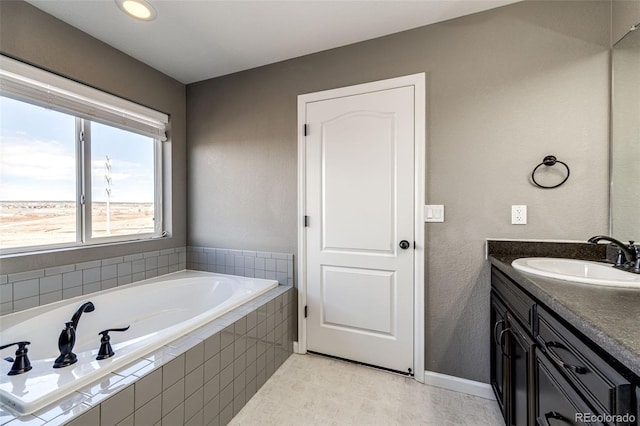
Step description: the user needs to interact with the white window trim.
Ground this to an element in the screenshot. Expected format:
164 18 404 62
0 55 168 256
80 122 164 247
0 55 168 140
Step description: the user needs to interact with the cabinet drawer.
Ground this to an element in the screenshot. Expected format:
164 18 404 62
536 348 595 425
492 269 536 331
537 307 633 418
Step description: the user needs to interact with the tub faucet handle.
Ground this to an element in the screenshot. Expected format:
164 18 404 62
0 341 32 375
633 245 640 273
96 326 130 360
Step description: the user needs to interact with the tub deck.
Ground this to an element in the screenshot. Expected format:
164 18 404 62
0 270 278 416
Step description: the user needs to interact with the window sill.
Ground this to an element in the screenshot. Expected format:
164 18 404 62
0 233 169 260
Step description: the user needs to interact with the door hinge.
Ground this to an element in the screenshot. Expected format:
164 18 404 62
304 305 308 318
304 215 310 227
413 241 416 249
304 124 308 136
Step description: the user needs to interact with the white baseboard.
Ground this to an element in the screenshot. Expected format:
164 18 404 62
424 371 496 400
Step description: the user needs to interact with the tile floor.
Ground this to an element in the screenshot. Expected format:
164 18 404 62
229 353 504 426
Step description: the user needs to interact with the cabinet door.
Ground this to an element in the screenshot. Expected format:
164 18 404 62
537 307 633 419
536 348 594 426
492 269 536 332
507 313 536 426
491 292 508 418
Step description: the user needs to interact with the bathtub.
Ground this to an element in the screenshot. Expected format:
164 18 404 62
0 270 278 415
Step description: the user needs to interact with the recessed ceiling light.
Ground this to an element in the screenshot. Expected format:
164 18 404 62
116 0 157 21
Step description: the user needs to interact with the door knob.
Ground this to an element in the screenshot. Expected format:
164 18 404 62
399 240 410 250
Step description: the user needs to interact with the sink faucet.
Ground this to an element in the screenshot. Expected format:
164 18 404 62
53 301 95 368
588 235 639 272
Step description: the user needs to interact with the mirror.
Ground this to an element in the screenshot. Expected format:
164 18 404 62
611 25 640 241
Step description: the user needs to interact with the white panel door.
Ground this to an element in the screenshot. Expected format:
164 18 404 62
305 85 415 373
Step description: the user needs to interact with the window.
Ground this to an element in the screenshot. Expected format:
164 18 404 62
0 97 78 249
0 55 168 254
89 123 157 239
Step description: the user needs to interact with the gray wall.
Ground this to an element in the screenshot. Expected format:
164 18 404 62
612 0 640 45
0 1 187 274
187 0 610 382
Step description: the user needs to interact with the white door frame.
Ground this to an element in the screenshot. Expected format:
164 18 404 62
296 73 426 383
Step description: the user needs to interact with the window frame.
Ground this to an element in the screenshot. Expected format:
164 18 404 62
0 55 168 256
80 119 164 247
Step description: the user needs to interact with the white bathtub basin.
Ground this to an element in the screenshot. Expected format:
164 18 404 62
0 270 278 415
511 257 640 287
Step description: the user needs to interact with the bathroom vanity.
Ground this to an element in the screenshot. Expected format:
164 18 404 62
488 16 640 424
489 254 640 426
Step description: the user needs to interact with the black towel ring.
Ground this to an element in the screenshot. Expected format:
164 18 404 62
531 155 570 189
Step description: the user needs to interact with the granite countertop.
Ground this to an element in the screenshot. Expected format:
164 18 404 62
490 255 640 379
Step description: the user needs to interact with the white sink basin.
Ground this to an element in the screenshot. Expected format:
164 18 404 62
511 257 640 287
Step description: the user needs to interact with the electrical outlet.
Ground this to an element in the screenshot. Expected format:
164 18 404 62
512 205 527 225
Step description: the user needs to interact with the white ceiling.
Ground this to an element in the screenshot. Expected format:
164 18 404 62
25 0 520 84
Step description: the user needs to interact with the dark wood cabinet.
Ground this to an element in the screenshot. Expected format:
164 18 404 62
535 347 592 425
491 267 638 426
508 313 536 426
491 289 535 425
491 293 508 419
537 307 634 421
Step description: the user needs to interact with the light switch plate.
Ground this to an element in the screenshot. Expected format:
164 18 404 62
425 205 445 222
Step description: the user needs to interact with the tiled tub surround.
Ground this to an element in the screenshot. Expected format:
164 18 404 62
0 248 187 315
1 247 294 315
187 247 294 286
1 271 278 415
0 284 295 426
